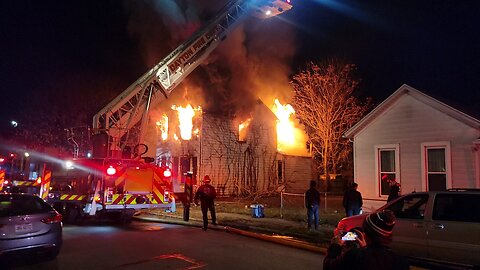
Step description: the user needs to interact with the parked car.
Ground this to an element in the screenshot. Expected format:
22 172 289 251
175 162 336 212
334 189 480 268
0 193 62 259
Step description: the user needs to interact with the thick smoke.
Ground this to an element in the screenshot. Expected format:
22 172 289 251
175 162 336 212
124 0 296 117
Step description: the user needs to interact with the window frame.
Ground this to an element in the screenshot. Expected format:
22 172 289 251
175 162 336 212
384 193 429 220
421 141 451 191
375 144 400 197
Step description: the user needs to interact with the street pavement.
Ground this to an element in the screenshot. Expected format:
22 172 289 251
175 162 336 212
134 208 328 255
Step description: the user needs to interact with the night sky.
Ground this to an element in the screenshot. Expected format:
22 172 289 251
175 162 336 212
1 0 479 140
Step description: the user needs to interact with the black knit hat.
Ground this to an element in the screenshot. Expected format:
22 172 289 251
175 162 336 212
363 210 396 239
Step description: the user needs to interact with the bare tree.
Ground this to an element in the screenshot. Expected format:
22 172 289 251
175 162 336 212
291 60 371 182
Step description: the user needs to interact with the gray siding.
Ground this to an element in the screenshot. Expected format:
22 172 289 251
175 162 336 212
283 155 313 193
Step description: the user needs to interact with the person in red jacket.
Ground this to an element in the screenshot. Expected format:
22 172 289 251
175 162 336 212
194 175 217 230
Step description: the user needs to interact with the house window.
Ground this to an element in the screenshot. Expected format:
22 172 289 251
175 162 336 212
277 160 284 184
421 142 451 191
375 144 400 197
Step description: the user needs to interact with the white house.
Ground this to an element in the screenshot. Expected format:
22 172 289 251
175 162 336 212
344 84 480 212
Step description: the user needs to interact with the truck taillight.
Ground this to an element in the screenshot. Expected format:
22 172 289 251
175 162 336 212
163 169 172 178
106 166 116 176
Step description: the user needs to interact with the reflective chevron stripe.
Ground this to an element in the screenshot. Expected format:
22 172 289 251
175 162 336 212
60 194 86 201
40 170 51 200
109 194 149 205
0 170 5 191
14 180 41 187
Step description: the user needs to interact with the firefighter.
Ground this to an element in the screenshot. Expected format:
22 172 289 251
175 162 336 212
194 175 217 230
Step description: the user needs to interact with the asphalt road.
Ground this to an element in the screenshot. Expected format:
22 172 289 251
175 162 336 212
3 220 323 270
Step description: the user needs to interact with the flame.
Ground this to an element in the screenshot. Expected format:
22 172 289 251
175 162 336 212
171 104 201 140
239 118 252 141
272 99 309 156
156 114 169 141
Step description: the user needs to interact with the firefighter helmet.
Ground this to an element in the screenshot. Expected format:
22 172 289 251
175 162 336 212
203 175 211 183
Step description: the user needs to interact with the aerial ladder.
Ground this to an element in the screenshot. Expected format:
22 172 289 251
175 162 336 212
92 0 293 158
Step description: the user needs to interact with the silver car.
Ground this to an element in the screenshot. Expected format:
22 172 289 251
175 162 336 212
0 193 62 259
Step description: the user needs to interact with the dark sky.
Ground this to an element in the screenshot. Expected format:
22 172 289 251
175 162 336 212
1 0 479 137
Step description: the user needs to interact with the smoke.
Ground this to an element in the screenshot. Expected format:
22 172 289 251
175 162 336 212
124 0 296 116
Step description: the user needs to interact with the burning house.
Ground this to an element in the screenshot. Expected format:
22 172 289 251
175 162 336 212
152 97 313 196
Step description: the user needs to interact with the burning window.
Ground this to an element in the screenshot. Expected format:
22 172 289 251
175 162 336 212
271 99 309 156
238 118 252 142
171 104 202 140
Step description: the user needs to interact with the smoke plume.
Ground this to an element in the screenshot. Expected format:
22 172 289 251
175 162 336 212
124 0 296 117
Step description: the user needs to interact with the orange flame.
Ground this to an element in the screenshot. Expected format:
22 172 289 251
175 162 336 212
271 99 309 156
171 104 201 140
239 118 252 141
156 114 169 141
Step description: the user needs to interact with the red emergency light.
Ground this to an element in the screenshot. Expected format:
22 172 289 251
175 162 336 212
163 169 172 178
0 158 4 163
106 166 116 176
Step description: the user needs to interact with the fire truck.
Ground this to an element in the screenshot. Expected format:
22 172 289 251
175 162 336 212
45 0 292 223
0 152 44 194
46 157 174 223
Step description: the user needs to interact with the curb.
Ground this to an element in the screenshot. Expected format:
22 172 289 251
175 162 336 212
133 215 326 255
224 226 326 254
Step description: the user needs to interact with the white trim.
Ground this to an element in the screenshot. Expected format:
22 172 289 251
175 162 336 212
374 144 400 197
420 141 452 191
474 140 480 188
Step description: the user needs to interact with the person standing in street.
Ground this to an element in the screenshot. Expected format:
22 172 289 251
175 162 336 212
343 182 363 217
194 175 217 230
305 180 320 230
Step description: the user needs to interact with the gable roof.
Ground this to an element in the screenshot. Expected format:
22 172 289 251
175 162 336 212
344 84 480 138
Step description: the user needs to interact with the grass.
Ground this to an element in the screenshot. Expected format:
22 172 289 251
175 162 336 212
145 195 346 245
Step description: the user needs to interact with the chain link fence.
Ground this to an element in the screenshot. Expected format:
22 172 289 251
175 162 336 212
280 191 344 219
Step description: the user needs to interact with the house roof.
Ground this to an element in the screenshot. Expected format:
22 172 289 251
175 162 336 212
344 84 480 138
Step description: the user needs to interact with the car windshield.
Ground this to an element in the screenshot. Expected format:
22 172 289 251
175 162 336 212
0 194 53 217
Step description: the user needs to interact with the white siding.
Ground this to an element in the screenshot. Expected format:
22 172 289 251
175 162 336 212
354 94 479 210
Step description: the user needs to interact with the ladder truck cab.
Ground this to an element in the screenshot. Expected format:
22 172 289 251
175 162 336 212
48 158 175 223
90 0 293 205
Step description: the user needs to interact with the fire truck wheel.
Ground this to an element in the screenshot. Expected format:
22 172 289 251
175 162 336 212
65 206 80 224
119 210 135 225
